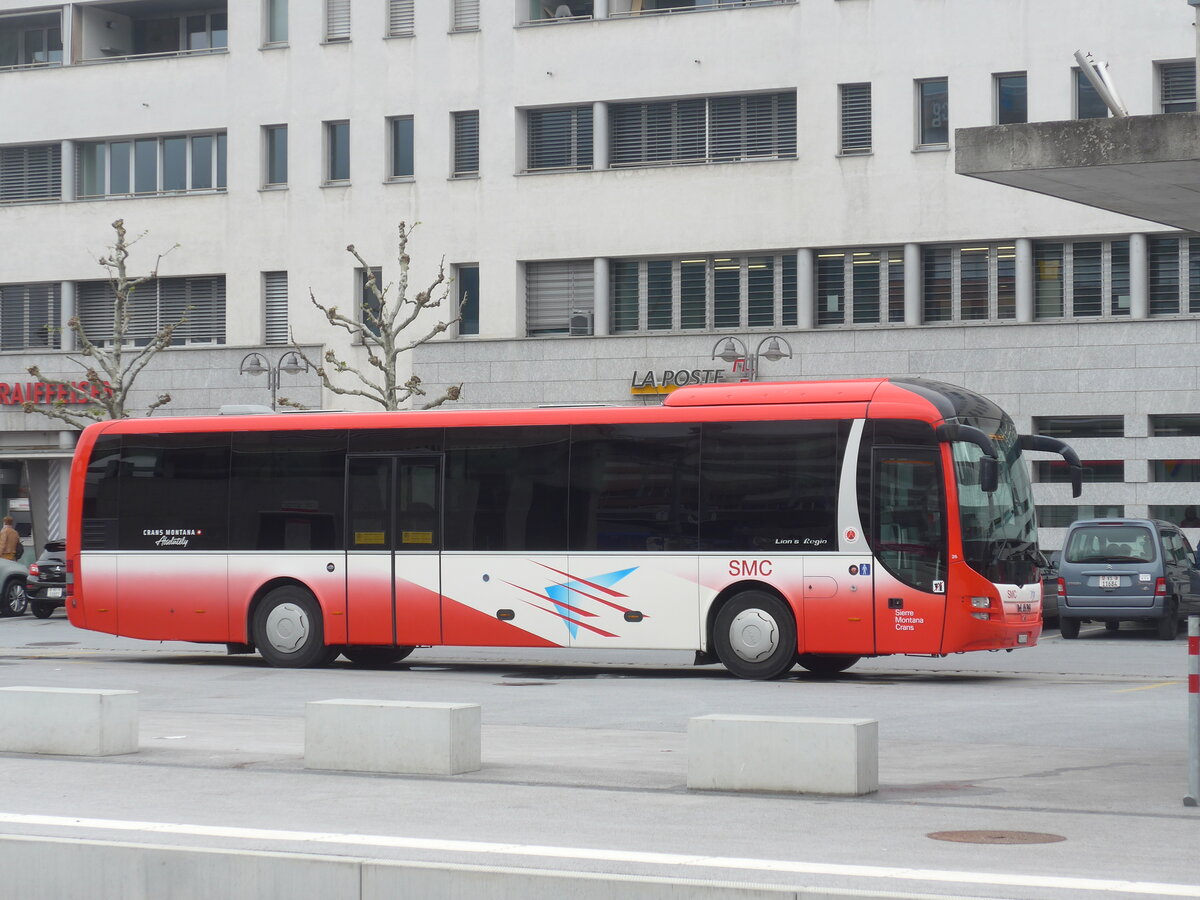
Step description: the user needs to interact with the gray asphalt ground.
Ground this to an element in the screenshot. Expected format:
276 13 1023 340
0 612 1198 899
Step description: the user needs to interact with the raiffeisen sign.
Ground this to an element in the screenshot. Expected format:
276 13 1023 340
0 381 115 406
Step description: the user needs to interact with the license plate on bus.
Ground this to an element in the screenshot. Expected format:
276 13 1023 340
1098 575 1121 589
47 588 62 599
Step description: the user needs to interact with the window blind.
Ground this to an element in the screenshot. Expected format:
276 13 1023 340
0 144 61 203
527 106 593 171
611 92 794 167
525 261 593 335
326 0 351 40
452 0 480 30
264 271 289 344
76 277 225 346
1162 62 1196 113
453 111 479 176
388 0 414 35
839 83 871 154
0 282 60 350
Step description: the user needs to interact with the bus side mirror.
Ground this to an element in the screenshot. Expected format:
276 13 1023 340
979 457 998 494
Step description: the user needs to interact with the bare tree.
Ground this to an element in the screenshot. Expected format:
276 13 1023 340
284 222 463 411
24 219 182 428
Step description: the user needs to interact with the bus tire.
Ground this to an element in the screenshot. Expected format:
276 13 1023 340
252 586 332 668
341 646 415 667
796 653 860 675
713 590 796 681
0 578 27 617
1059 617 1081 639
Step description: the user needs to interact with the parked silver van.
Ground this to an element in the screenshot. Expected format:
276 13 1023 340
1056 518 1200 640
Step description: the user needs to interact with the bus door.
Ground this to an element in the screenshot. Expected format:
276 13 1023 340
871 446 948 653
345 455 442 647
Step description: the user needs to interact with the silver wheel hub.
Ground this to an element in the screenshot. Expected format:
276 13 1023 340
728 608 779 662
264 602 309 654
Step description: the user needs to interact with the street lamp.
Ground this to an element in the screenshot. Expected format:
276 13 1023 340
710 334 794 382
238 350 309 410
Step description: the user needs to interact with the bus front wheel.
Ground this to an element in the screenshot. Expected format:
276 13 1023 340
341 646 415 667
252 586 333 668
713 590 797 681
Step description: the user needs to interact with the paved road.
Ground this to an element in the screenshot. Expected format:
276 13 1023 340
0 612 1198 899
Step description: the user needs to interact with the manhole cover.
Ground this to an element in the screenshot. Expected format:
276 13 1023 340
928 831 1065 845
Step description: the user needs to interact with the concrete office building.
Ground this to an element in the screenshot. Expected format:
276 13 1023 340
0 0 1197 550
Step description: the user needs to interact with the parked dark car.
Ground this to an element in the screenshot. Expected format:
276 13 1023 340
25 540 66 619
1057 518 1200 640
1040 550 1060 624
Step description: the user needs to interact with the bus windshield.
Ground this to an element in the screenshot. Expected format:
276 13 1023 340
952 417 1039 586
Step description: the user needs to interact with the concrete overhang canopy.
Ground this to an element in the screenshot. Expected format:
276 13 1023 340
955 113 1200 232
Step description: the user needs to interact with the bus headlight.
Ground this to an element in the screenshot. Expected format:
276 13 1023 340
970 611 991 620
970 597 991 609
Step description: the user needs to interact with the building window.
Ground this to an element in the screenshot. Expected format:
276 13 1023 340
610 92 796 168
1033 416 1124 438
838 83 871 155
452 0 480 31
326 0 351 41
1037 505 1124 528
1151 414 1200 437
358 267 382 336
0 14 62 68
76 276 226 346
526 106 593 172
324 121 350 183
815 249 903 325
1074 68 1109 119
522 1 593 23
185 12 228 50
1146 236 1200 316
1152 460 1200 483
263 125 287 187
0 144 62 204
1160 61 1197 113
385 117 414 180
265 0 288 44
1031 239 1129 320
918 243 1015 323
263 271 288 345
995 72 1027 124
452 111 480 178
0 283 61 350
1035 460 1124 484
1149 506 1200 528
610 0 795 15
456 265 479 335
607 254 797 335
388 0 415 35
917 78 949 147
77 134 226 198
526 261 594 335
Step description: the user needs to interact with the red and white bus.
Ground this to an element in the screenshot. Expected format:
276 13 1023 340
65 378 1080 679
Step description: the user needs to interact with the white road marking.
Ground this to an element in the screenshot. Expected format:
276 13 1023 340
0 812 1194 896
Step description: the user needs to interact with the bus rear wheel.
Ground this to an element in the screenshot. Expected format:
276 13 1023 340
341 646 415 667
713 590 796 681
252 586 332 668
796 653 860 675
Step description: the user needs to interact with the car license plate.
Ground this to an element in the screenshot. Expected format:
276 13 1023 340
1098 575 1121 589
47 587 62 599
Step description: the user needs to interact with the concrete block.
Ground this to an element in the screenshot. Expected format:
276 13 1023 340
687 714 877 795
305 699 481 775
0 686 137 756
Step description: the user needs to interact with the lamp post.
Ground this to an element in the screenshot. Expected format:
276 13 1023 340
710 334 794 382
238 350 309 410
